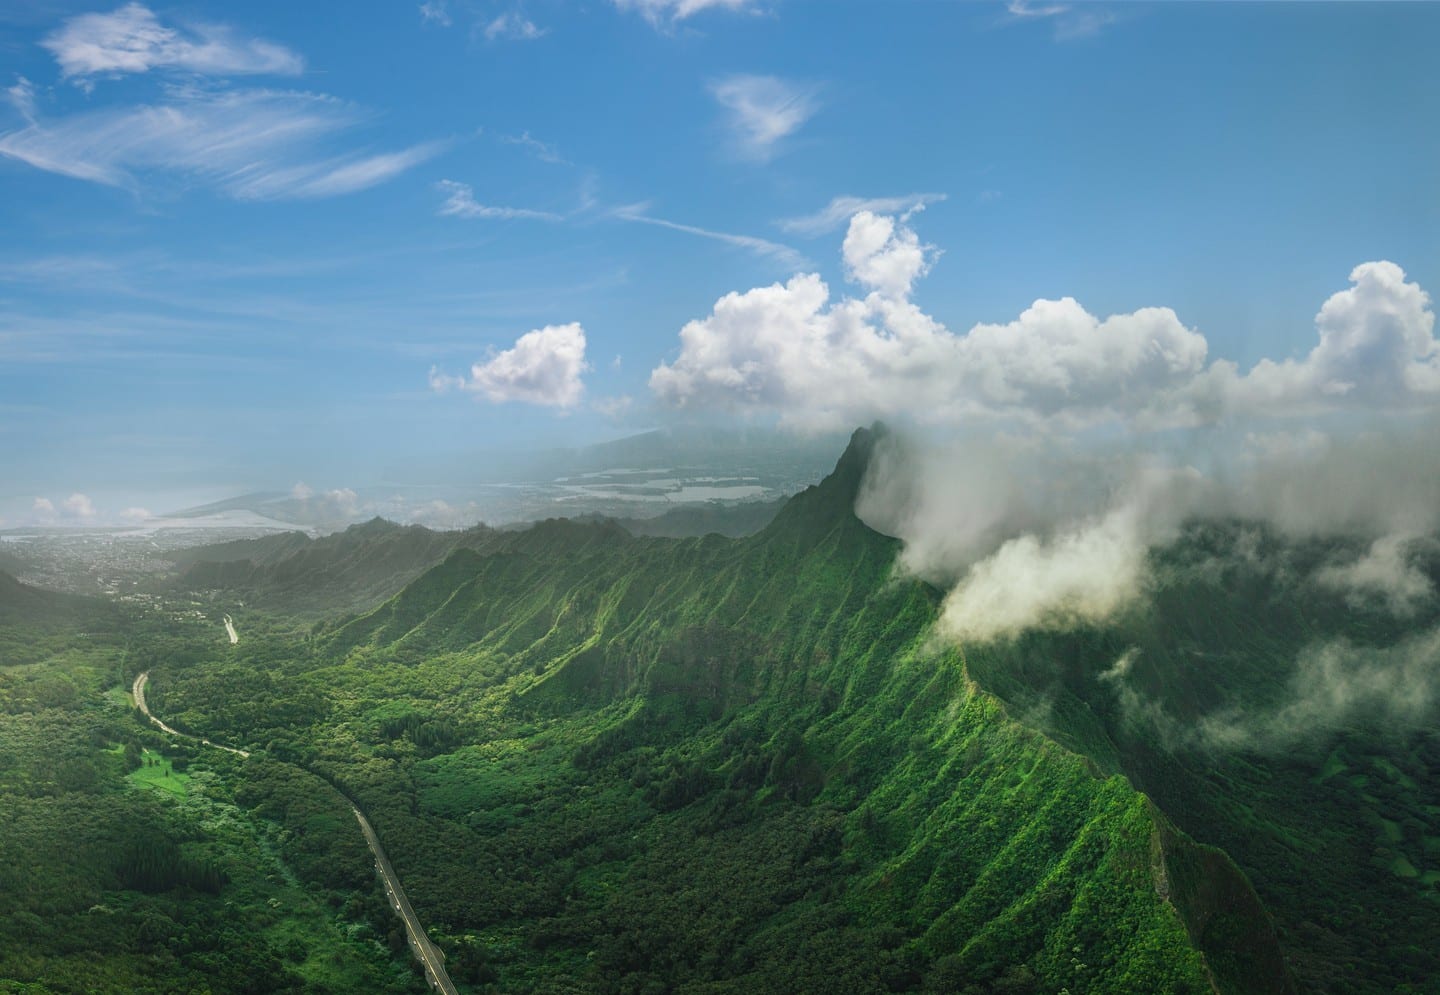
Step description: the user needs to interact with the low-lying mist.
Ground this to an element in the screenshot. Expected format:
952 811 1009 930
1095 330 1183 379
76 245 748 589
649 206 1440 753
855 422 1440 752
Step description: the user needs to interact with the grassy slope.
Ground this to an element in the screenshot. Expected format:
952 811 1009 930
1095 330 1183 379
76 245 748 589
154 429 1287 993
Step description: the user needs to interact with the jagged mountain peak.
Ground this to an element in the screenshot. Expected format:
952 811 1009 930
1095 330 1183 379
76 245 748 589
766 423 888 534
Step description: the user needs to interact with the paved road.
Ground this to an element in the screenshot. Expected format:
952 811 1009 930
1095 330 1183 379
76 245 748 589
350 803 460 995
223 614 238 644
132 671 249 758
130 671 459 994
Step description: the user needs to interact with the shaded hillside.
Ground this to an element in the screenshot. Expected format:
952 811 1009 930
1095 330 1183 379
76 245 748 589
590 498 786 539
0 570 123 670
155 428 1289 994
166 530 313 569
0 569 106 627
0 547 27 577
173 518 501 617
960 524 1440 994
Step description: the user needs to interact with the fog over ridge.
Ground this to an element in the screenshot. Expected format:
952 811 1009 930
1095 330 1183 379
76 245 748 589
646 209 1440 745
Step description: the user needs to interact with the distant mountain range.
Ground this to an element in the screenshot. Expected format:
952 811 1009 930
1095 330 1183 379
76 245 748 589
170 519 498 617
161 426 843 532
170 500 789 616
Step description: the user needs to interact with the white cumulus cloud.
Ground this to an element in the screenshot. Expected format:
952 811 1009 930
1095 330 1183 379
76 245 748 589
433 323 590 408
933 464 1202 643
1232 261 1439 413
841 210 936 299
324 488 360 514
652 209 1440 651
938 505 1150 643
650 210 1440 434
62 492 97 519
650 211 1212 430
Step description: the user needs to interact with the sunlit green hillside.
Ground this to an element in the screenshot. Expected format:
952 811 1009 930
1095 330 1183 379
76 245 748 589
146 430 1291 994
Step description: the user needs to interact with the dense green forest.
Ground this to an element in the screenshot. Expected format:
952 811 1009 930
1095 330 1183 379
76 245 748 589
5 428 1438 992
0 578 427 994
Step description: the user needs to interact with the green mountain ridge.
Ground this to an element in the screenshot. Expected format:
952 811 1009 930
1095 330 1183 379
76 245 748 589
569 498 786 540
149 427 1304 993
173 518 501 617
961 521 1440 992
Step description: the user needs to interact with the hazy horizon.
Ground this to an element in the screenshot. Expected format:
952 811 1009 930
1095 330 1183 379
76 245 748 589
4 1 1438 540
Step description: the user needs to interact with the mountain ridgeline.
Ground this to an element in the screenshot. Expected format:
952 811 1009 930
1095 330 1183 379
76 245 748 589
171 518 500 617
142 427 1340 994
171 501 788 617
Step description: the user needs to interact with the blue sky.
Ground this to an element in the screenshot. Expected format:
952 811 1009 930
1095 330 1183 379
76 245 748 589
2 1 1438 524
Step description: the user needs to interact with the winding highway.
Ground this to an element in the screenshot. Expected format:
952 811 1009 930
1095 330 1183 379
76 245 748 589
130 670 457 994
132 672 249 758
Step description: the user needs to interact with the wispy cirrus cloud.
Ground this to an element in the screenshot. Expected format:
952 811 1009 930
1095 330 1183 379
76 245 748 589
231 141 448 200
0 88 443 200
614 0 768 28
42 3 303 82
4 6 441 200
613 203 805 268
499 130 569 165
5 76 37 123
435 179 563 220
780 193 946 236
1005 0 1117 41
484 11 546 41
709 73 818 162
419 1 452 27
432 176 802 268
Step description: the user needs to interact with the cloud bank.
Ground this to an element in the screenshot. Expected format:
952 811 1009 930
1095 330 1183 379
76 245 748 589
649 209 1440 745
649 211 1439 434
